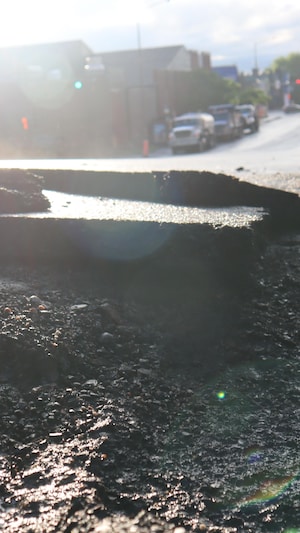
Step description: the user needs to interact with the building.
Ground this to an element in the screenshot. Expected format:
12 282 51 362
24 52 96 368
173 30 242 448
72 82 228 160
0 40 213 156
95 45 196 146
198 52 211 70
212 65 239 82
0 40 93 156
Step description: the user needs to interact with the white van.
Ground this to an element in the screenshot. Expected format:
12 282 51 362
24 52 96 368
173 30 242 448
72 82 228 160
169 112 215 154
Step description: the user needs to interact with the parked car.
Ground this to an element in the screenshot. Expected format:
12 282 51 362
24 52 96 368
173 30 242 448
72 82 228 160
236 104 259 133
208 104 244 141
169 112 215 154
283 103 300 113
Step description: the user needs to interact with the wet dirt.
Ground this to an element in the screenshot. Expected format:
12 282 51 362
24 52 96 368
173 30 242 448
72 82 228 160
0 231 299 532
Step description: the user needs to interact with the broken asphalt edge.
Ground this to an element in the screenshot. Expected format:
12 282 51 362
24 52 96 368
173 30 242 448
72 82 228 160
0 168 299 292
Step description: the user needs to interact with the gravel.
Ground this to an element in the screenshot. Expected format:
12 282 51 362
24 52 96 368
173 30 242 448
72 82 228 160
0 229 299 532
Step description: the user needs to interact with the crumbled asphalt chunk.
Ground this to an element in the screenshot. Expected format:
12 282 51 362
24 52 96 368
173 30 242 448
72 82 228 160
0 169 50 213
0 232 299 532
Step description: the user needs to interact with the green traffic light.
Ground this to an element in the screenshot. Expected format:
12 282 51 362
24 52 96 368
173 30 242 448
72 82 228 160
74 80 83 89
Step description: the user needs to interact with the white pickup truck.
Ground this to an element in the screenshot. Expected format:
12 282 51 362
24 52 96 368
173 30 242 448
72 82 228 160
169 112 216 154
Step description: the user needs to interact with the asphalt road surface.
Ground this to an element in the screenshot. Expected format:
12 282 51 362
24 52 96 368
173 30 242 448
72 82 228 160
0 109 299 195
0 113 300 532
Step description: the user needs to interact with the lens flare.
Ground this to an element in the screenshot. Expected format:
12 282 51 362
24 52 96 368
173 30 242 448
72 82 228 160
19 50 75 109
244 446 264 464
239 474 295 507
69 220 173 261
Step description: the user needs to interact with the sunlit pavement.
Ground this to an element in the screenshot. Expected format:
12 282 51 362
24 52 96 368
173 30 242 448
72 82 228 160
0 110 299 269
0 152 299 269
0 110 299 197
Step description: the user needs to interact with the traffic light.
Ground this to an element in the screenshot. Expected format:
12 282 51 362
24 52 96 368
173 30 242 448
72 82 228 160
21 117 29 130
74 80 83 89
295 79 300 85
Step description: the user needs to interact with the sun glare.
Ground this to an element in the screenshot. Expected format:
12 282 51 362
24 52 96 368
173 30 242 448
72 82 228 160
98 0 154 28
0 1 70 47
0 0 155 48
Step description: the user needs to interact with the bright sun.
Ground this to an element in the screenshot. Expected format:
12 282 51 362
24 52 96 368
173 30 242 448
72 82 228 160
0 0 154 49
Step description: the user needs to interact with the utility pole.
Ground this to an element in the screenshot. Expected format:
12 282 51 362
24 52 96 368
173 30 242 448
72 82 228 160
253 42 259 76
136 22 149 156
137 0 170 156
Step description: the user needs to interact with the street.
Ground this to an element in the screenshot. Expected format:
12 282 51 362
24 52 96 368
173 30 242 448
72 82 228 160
0 110 299 195
0 112 300 533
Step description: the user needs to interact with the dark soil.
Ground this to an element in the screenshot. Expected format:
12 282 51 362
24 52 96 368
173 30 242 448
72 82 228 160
0 231 299 532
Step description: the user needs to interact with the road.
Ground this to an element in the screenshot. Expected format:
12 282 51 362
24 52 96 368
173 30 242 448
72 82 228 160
0 111 300 533
0 110 299 195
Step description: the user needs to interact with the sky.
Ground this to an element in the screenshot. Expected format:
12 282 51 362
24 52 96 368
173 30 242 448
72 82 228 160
0 0 299 72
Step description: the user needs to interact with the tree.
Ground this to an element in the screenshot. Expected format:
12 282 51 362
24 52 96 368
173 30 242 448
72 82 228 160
269 53 300 103
172 69 241 113
238 87 269 106
270 53 300 81
172 69 269 112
